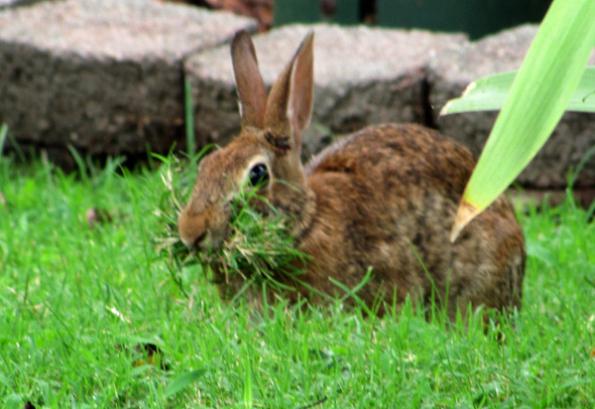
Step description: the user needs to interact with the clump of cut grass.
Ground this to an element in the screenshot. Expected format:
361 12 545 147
201 186 307 292
154 154 196 268
155 155 307 296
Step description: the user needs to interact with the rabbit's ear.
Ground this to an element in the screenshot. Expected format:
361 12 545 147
231 30 267 128
265 32 314 152
288 32 314 133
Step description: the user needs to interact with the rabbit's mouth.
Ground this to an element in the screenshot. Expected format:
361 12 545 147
178 209 225 251
204 227 230 251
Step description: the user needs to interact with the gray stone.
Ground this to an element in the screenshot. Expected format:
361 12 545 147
185 24 466 156
429 25 595 188
0 0 256 155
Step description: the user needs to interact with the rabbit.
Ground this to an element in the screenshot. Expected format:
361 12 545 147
178 30 525 317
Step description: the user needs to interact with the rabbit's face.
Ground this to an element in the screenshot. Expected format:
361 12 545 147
178 130 274 250
178 30 314 251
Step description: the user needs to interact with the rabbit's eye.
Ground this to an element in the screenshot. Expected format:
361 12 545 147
249 163 269 186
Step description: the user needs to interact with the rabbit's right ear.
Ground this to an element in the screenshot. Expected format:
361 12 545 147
264 32 314 154
231 30 267 128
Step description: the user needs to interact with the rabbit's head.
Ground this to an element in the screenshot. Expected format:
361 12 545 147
178 30 315 250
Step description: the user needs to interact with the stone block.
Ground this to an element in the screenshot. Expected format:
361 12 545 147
0 0 256 154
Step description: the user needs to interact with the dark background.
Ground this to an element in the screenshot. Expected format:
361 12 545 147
275 0 552 39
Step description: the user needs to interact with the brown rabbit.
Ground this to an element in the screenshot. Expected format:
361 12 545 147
178 30 525 317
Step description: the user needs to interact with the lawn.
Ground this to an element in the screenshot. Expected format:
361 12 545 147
0 157 593 408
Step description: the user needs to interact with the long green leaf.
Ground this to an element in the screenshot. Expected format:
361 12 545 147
184 78 196 158
243 361 253 409
0 124 7 155
451 0 595 241
442 67 595 115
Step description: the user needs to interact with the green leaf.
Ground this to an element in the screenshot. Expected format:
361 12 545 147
164 369 207 398
0 124 7 155
184 78 196 158
442 67 595 115
451 0 595 240
243 361 253 409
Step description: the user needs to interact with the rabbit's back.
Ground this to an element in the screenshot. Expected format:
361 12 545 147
300 123 525 315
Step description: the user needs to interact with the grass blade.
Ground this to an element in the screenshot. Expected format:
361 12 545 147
0 124 7 156
451 0 595 241
164 369 207 398
184 78 196 158
442 67 595 115
243 361 253 409
67 144 90 182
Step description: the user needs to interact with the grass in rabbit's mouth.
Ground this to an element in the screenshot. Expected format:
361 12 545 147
155 155 306 294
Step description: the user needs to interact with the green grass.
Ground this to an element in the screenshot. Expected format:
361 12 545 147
0 158 593 408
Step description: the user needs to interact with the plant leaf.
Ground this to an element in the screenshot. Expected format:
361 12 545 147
184 78 197 158
0 124 7 155
164 369 207 398
243 361 253 409
441 67 595 115
450 0 595 241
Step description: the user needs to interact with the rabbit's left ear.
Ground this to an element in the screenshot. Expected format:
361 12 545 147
288 32 314 133
265 32 314 153
231 30 267 128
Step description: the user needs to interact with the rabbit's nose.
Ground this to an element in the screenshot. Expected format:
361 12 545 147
180 229 207 250
180 223 207 249
178 210 208 249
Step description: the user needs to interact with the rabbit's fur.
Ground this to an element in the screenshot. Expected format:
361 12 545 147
178 31 525 316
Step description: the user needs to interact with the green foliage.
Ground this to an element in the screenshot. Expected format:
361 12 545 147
0 159 593 408
203 186 307 293
448 0 595 239
184 78 196 158
0 124 7 155
442 67 595 115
